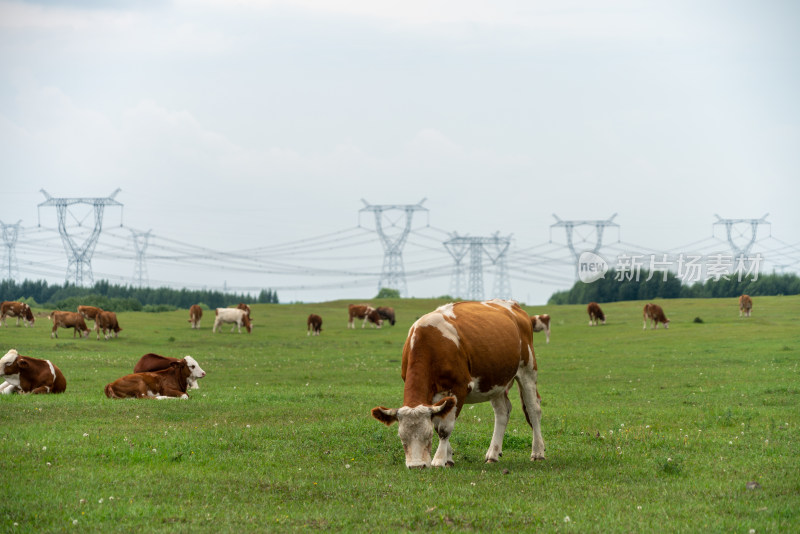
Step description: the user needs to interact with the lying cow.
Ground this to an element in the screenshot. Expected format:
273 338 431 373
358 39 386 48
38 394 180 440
0 301 35 327
347 304 382 329
48 311 90 338
376 306 396 326
739 294 753 318
643 303 669 330
307 314 322 336
95 310 122 340
531 313 551 344
188 304 203 329
587 302 606 326
105 360 192 399
0 349 66 394
372 299 544 468
133 353 206 390
77 305 103 323
213 308 252 334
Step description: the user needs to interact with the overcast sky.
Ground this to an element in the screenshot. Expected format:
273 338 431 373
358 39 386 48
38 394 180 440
1 0 798 303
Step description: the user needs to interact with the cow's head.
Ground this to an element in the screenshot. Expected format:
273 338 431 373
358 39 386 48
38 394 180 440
183 355 206 389
0 349 20 376
23 305 35 325
371 397 456 468
242 314 253 333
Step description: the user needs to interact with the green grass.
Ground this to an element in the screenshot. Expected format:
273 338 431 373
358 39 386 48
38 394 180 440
1 296 799 533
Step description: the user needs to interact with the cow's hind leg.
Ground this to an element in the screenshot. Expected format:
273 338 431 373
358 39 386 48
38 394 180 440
485 391 512 463
516 365 545 461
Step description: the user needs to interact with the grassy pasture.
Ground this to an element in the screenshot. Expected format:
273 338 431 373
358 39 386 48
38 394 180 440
1 296 798 533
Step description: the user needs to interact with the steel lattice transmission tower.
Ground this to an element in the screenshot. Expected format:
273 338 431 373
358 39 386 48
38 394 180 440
713 213 770 257
444 233 512 301
0 219 22 282
360 198 428 297
551 213 619 280
131 229 152 288
38 189 123 286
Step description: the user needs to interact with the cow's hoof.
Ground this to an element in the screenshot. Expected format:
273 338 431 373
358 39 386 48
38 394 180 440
531 455 545 461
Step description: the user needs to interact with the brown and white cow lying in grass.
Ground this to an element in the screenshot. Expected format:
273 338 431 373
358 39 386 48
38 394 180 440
213 308 252 333
587 302 606 326
0 349 66 394
531 313 551 344
643 303 669 330
188 305 203 329
739 294 753 318
372 299 544 468
347 304 382 329
307 314 322 336
133 353 206 390
105 359 193 399
48 311 90 338
0 301 35 327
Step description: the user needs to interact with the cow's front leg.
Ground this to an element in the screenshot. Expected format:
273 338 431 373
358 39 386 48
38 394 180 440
485 392 512 463
432 406 456 467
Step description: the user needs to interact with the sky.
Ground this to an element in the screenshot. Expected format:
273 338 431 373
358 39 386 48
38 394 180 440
1 0 799 304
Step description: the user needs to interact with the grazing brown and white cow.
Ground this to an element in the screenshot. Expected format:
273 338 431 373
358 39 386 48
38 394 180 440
133 353 206 390
376 306 396 326
371 299 544 468
188 305 203 329
347 304 383 329
94 310 122 340
213 308 252 334
643 303 669 330
0 349 67 394
307 314 322 336
739 295 753 318
77 305 103 323
531 313 551 344
104 360 192 399
48 311 90 339
587 302 605 326
0 301 35 327
237 302 251 319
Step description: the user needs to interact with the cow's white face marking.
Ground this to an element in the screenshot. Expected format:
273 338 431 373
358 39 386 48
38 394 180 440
396 405 435 468
183 355 206 381
0 349 19 374
416 312 459 348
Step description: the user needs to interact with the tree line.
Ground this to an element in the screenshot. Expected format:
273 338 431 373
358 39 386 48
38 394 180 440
547 272 800 305
0 279 279 312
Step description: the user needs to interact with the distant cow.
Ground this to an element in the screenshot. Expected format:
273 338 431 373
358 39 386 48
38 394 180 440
94 310 122 340
1 301 35 327
0 349 66 394
77 305 103 323
643 303 669 330
105 360 192 399
237 303 251 319
213 308 252 334
188 305 203 329
371 299 544 468
739 295 753 318
531 314 551 344
348 304 383 329
133 353 206 390
587 302 605 326
376 306 396 326
48 311 90 339
307 314 322 336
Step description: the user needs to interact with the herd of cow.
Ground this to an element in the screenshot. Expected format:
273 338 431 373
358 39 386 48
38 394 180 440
0 293 757 469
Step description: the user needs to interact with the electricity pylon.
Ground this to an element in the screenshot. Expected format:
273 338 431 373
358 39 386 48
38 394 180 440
551 213 619 280
360 199 428 297
444 233 511 301
713 214 770 257
131 229 152 288
0 219 22 282
38 189 123 286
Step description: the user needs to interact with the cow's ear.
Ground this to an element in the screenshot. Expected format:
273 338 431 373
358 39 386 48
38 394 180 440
371 406 398 426
17 359 29 368
431 396 456 419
